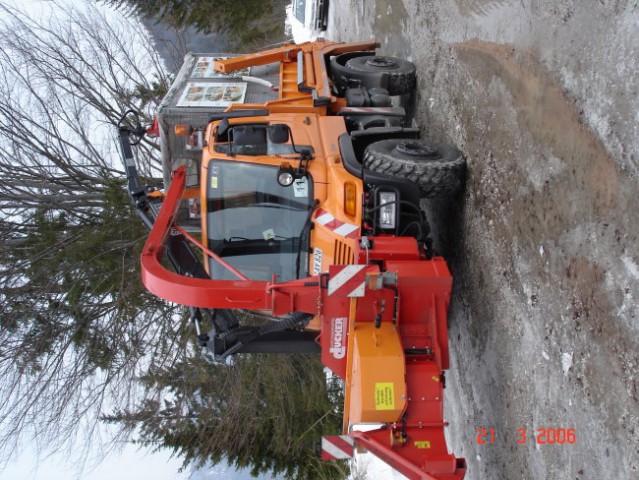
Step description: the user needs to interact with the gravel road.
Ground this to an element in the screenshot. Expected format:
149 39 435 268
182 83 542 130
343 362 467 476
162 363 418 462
326 1 639 479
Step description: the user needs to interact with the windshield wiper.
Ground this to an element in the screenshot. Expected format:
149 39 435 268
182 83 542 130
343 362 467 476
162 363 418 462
227 236 293 243
255 201 302 212
216 237 299 257
296 200 319 278
227 236 251 242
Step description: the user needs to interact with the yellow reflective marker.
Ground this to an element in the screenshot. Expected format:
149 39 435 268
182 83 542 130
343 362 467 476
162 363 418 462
374 383 395 410
211 177 218 188
432 375 440 382
415 441 432 449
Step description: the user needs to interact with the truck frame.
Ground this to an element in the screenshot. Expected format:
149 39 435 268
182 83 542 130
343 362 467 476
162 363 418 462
119 39 467 479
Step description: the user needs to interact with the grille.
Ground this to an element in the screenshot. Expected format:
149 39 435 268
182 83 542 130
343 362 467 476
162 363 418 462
334 239 354 265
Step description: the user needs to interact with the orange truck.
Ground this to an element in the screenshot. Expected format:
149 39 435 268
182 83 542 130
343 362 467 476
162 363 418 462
118 39 467 479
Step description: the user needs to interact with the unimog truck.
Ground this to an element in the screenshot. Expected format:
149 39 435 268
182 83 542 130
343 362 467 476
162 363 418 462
119 39 467 479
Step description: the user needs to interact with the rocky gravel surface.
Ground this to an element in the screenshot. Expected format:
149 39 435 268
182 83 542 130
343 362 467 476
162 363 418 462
327 1 639 478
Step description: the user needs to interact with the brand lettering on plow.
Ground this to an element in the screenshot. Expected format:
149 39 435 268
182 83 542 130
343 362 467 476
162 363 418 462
330 317 346 359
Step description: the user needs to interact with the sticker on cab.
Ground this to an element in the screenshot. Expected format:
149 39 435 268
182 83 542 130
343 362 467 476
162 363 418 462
312 248 323 275
293 177 308 197
263 228 275 240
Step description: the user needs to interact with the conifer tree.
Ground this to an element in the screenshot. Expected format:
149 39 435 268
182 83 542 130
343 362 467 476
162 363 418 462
104 352 347 480
98 0 289 50
0 0 174 460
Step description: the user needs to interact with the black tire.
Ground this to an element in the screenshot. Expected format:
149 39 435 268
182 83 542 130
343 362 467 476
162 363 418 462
331 53 416 95
363 139 466 198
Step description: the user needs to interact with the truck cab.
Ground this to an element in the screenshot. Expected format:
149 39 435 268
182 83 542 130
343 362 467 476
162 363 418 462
200 112 362 285
139 40 464 347
286 0 329 42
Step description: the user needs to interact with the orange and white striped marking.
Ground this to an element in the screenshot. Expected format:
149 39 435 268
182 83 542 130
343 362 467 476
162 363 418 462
314 208 360 239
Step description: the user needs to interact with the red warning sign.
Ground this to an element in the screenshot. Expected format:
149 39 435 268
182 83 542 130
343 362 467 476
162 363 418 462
321 435 355 460
327 265 366 297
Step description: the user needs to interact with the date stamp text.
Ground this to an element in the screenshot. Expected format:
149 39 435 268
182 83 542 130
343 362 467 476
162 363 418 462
476 427 577 445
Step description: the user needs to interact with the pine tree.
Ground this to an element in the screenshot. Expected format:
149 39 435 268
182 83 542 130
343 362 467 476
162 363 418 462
97 0 290 50
0 0 175 459
104 352 348 480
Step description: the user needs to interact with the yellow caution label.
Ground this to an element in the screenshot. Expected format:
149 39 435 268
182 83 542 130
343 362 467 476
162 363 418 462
375 383 395 410
211 176 218 188
415 441 432 449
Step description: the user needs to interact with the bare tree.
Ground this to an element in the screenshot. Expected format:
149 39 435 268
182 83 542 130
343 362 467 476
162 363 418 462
0 0 188 467
0 2 342 477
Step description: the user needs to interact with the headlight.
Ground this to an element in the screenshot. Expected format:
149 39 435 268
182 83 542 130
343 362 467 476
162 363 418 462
379 192 397 229
277 170 294 187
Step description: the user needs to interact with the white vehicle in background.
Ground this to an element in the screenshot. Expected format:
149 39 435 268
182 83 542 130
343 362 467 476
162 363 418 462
285 0 329 43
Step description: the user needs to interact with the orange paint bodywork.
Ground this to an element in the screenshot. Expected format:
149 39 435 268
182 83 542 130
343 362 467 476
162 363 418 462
345 321 407 425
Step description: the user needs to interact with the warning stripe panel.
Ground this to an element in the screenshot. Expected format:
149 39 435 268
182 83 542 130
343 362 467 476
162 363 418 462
321 435 355 460
334 223 359 237
328 265 366 297
315 208 360 239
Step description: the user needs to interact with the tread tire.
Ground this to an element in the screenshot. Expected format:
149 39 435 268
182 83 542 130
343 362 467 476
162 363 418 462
363 139 466 198
342 55 416 95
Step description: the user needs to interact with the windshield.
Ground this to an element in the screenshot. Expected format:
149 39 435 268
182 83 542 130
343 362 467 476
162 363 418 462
206 160 313 281
293 0 306 23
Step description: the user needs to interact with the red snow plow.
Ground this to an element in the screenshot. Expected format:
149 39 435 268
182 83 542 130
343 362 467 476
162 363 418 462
118 39 466 479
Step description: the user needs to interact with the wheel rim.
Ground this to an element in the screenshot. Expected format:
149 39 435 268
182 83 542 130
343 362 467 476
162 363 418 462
394 142 439 157
365 57 397 69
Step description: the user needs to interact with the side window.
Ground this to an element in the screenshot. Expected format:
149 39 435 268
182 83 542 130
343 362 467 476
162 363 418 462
170 158 201 232
173 157 200 188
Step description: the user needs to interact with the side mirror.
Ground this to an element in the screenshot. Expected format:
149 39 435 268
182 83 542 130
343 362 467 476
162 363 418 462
216 118 230 139
267 124 289 144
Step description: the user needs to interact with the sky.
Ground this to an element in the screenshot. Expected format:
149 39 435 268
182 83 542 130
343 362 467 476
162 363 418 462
0 443 190 480
0 0 279 478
